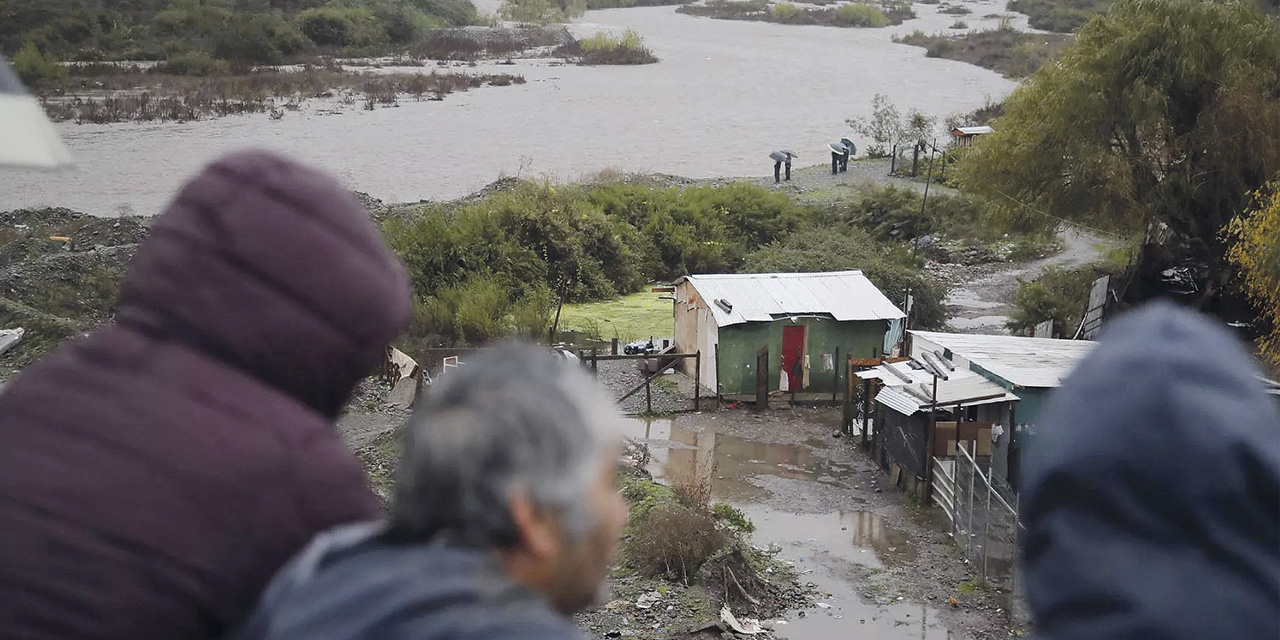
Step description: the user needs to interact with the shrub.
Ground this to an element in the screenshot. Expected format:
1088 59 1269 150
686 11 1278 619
1007 265 1098 336
833 2 887 26
375 4 437 44
925 37 959 57
950 19 967 28
11 42 68 87
770 2 806 23
498 0 588 24
213 15 309 65
672 474 712 510
408 0 482 26
158 50 229 76
296 7 383 48
623 502 729 582
568 28 658 64
712 502 756 535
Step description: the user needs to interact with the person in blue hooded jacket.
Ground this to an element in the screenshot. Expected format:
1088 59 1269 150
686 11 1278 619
234 346 630 640
1022 302 1280 640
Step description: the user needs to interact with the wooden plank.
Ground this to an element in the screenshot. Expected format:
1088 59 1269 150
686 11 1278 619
889 464 902 487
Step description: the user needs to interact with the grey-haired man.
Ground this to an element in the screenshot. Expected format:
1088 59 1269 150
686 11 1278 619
236 346 629 640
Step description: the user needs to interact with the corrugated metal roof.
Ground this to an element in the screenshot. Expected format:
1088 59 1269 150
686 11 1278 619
952 126 994 136
859 361 936 386
675 271 905 328
910 331 1096 388
875 375 1019 416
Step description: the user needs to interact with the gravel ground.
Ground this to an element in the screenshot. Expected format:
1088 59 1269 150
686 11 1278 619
593 359 704 415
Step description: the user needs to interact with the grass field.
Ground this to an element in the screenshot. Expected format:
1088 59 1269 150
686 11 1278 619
558 290 673 342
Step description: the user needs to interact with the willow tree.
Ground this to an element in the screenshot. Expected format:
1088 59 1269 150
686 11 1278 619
957 0 1280 264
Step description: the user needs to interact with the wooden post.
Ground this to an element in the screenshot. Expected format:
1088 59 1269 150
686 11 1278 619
714 344 722 405
755 346 769 412
694 351 701 411
611 338 619 355
645 376 652 414
591 347 598 375
832 346 840 403
862 379 872 450
890 144 897 174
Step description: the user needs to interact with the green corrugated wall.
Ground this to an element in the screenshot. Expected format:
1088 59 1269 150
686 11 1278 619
716 317 888 394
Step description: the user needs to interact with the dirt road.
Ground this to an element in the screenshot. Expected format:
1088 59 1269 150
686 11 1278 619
934 227 1118 334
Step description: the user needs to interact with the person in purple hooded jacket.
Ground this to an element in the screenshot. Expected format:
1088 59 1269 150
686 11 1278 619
0 150 412 640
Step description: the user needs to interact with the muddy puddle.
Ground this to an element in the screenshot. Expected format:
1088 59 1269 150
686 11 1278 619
625 417 954 639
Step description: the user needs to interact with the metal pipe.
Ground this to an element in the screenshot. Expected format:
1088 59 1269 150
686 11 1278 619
983 464 993 580
967 440 977 557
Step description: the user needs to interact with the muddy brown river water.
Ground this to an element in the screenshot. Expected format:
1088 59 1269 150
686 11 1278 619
625 416 959 639
2 1 1025 217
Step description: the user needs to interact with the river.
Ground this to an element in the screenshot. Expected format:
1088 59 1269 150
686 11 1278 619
1 0 1023 217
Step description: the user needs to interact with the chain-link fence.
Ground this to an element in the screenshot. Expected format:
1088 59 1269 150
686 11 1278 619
933 442 1029 623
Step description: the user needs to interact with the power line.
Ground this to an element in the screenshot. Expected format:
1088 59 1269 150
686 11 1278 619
990 187 1130 241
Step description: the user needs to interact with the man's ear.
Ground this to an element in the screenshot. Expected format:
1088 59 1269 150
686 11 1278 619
508 489 560 560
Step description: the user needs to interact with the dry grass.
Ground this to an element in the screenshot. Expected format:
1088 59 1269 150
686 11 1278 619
42 67 526 123
624 502 729 582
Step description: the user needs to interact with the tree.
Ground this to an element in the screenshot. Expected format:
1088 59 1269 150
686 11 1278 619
846 93 937 159
1224 181 1280 366
497 0 586 24
957 0 1280 268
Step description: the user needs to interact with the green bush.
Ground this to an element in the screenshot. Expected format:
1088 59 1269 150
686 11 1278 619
925 37 958 57
11 42 68 87
711 502 756 535
375 4 438 44
569 28 658 64
212 15 308 65
296 7 383 48
1007 265 1097 336
408 0 481 25
770 2 806 23
158 50 228 75
833 3 888 27
498 0 587 24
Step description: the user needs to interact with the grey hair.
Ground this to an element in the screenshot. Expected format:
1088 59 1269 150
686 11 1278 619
385 345 623 548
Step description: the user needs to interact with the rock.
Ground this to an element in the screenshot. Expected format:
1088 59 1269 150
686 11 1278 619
831 430 842 438
605 631 622 638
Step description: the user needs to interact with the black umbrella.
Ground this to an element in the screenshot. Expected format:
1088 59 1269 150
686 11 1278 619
0 54 71 168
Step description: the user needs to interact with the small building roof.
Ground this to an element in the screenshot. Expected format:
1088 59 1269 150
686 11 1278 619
951 126 994 137
875 375 1019 416
909 330 1097 388
675 271 905 328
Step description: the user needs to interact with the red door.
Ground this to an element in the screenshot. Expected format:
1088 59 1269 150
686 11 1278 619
781 325 806 391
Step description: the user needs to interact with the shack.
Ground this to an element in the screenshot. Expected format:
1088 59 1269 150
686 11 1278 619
906 330 1096 488
861 358 1019 493
950 125 993 148
673 271 905 396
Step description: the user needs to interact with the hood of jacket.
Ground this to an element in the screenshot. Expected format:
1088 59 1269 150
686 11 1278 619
115 150 412 417
1022 302 1280 640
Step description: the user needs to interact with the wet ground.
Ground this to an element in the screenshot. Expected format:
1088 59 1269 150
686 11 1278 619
621 408 1024 639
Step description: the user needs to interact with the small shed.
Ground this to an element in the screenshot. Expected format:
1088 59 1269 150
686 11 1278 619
950 125 993 147
907 330 1096 488
673 271 905 396
862 358 1019 486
